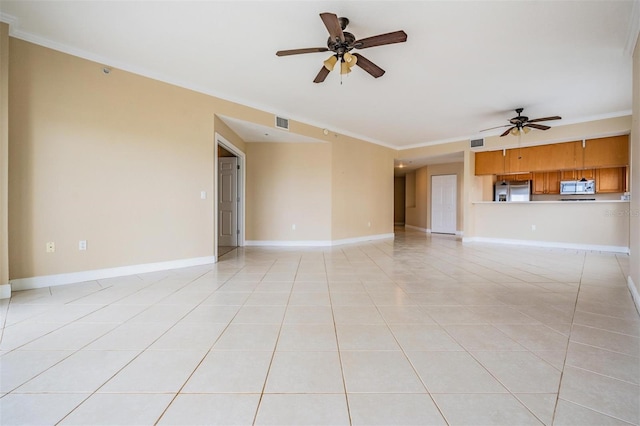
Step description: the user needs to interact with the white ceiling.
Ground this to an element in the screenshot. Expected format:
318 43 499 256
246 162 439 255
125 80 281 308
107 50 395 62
1 1 637 153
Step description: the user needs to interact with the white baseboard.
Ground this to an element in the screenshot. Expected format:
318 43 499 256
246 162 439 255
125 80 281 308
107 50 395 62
628 276 640 316
245 240 332 247
332 233 394 246
9 256 217 292
406 225 462 237
405 225 429 233
463 236 629 254
245 233 394 248
0 283 11 300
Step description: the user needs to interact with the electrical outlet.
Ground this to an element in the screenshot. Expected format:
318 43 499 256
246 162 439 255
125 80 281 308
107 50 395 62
531 225 536 231
368 221 371 227
46 242 55 253
292 224 296 231
200 191 206 199
79 240 87 251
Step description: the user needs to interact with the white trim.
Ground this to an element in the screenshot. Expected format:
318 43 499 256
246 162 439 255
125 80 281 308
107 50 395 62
9 256 216 292
628 276 640 316
245 240 332 247
0 284 11 299
2 24 392 150
0 12 19 27
215 132 246 251
462 237 629 254
405 225 429 233
624 0 640 57
332 233 394 246
398 111 632 151
245 233 394 248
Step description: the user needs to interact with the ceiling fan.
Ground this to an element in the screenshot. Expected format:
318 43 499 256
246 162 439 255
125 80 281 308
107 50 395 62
481 108 562 137
276 13 407 83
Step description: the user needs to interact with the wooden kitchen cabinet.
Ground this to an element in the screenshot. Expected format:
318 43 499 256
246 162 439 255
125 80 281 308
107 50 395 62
532 142 578 171
507 141 578 173
506 146 532 173
561 169 595 180
583 135 629 168
497 173 532 183
475 136 629 178
475 150 506 175
532 171 560 194
596 167 627 193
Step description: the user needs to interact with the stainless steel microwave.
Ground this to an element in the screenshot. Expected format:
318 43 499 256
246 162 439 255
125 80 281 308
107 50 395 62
560 179 595 195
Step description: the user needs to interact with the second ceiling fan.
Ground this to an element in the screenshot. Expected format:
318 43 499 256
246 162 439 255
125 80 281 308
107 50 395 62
482 108 562 137
276 13 407 83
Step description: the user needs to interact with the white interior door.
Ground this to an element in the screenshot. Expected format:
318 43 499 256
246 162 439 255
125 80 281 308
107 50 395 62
431 174 457 234
218 157 238 246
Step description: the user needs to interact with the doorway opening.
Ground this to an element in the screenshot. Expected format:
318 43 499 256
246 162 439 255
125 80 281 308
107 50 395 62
215 133 245 258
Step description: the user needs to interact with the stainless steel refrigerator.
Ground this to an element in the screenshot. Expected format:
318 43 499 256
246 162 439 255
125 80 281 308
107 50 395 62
495 180 531 202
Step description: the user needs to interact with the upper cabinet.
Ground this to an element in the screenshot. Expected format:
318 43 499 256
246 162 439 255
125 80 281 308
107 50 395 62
507 142 578 173
475 150 506 175
582 135 629 168
474 135 628 175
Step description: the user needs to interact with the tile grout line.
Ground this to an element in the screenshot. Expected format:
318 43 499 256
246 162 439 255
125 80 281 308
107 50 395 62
49 268 232 425
250 256 298 426
360 246 451 425
549 250 587 425
327 247 354 426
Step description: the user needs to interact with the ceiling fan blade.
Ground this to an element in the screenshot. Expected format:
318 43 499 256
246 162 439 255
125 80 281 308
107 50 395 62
355 30 408 49
525 123 551 131
352 53 385 78
313 66 330 83
276 47 329 57
480 124 511 132
320 12 345 42
527 116 561 123
500 127 515 137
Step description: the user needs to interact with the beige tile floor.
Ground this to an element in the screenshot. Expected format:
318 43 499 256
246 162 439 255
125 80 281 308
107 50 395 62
1 229 639 425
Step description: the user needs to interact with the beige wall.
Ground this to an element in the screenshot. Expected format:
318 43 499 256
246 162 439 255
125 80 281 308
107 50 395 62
245 142 332 242
8 39 220 278
331 137 394 240
0 23 8 289
404 162 464 233
214 115 246 154
394 177 405 225
405 167 428 230
426 162 464 232
7 38 393 281
631 33 640 296
398 116 633 240
474 202 630 250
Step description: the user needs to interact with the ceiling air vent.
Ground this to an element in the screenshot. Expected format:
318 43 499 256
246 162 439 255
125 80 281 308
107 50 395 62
275 116 289 131
470 138 484 148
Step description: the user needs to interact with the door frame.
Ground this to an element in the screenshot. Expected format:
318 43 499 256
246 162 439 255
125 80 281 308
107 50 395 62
215 133 245 257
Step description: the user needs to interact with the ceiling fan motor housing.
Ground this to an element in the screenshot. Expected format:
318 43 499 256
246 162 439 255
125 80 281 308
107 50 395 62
327 32 356 54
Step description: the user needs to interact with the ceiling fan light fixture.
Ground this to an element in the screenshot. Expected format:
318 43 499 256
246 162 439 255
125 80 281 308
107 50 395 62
340 60 351 75
343 52 358 67
510 127 520 136
523 126 531 134
323 55 338 71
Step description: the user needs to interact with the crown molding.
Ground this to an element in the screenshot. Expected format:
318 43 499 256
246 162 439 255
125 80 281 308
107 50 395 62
625 0 640 56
